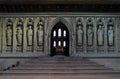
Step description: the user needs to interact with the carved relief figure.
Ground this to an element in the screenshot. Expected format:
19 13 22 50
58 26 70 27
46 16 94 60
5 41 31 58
97 25 104 46
6 26 12 45
27 26 33 45
108 26 114 46
87 26 93 46
77 25 83 45
16 26 22 45
37 25 43 45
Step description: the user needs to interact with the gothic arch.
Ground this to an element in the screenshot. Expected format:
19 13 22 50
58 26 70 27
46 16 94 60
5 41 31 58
48 17 72 34
47 17 73 56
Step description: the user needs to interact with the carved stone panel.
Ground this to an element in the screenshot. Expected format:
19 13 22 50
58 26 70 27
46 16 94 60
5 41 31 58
37 19 44 46
96 18 105 53
6 18 13 52
97 19 104 46
107 18 114 47
16 18 23 46
76 18 83 47
16 18 23 52
86 18 94 47
36 18 44 51
26 18 34 51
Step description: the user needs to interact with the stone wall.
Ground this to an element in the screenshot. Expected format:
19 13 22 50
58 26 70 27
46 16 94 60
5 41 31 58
0 13 119 57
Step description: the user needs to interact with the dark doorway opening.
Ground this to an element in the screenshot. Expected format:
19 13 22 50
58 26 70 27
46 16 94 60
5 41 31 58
51 22 69 56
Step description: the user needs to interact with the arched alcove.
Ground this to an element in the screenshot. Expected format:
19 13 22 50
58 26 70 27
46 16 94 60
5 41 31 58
50 21 69 56
46 17 73 56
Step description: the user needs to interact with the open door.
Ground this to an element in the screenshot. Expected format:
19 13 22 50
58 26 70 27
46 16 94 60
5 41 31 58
51 22 69 56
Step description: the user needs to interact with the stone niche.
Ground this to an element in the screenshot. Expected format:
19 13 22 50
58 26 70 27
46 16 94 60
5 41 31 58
0 16 45 56
0 13 119 57
76 17 116 54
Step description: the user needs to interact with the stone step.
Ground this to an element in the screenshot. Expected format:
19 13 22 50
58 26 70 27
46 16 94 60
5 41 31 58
27 60 96 63
0 74 119 79
7 68 113 72
11 69 112 73
2 57 119 77
12 67 108 70
37 57 82 59
20 63 101 67
25 62 97 65
3 69 119 74
13 66 107 70
37 56 83 59
28 60 91 63
32 57 88 61
19 65 103 69
11 67 112 70
8 69 113 73
18 65 106 70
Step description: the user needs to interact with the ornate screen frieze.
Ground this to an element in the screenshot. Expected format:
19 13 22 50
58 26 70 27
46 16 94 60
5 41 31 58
0 13 119 57
0 16 45 53
76 17 116 54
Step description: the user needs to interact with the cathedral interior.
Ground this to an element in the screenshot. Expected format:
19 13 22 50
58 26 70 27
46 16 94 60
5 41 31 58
0 0 120 79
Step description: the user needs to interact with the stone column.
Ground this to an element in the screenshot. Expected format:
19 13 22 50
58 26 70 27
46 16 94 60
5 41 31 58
115 17 118 53
23 17 28 53
83 17 87 53
103 18 108 53
33 17 39 53
93 17 97 53
70 17 76 55
47 17 51 56
2 18 7 53
12 18 18 53
44 16 48 55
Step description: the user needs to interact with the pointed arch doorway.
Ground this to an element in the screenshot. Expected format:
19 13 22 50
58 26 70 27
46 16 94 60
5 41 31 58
50 21 69 56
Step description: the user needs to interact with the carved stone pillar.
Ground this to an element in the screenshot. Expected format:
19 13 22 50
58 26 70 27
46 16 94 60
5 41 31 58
23 17 28 53
33 17 39 53
46 17 51 56
71 16 76 55
12 18 18 53
2 18 7 53
104 18 108 53
83 17 87 53
44 16 48 55
93 17 97 53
